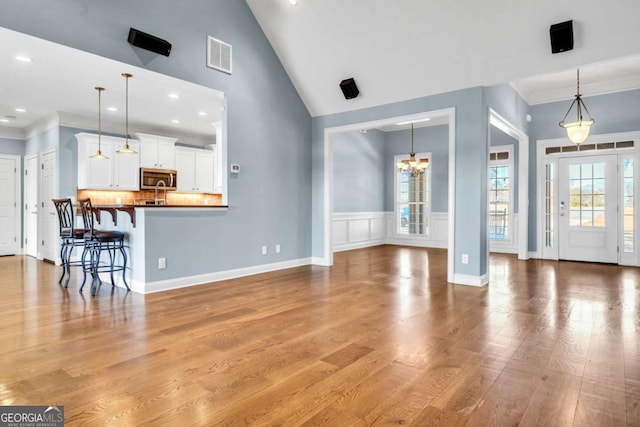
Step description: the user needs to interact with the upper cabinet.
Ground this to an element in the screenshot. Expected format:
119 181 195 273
175 146 214 193
76 133 140 190
136 133 177 169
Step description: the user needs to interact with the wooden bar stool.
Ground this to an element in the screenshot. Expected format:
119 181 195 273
79 198 130 296
52 198 88 288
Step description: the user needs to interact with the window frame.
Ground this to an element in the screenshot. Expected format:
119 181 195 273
488 145 515 246
394 152 432 238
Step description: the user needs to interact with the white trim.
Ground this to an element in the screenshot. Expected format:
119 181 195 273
311 256 331 266
0 127 25 140
453 273 488 287
528 251 540 259
322 108 456 284
132 257 312 294
489 109 529 261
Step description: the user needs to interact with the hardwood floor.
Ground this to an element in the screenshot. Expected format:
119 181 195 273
0 246 638 426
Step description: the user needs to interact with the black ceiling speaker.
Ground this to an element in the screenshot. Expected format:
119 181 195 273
550 20 574 54
339 78 360 100
127 28 172 57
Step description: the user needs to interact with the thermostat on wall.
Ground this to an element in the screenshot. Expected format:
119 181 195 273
230 163 240 173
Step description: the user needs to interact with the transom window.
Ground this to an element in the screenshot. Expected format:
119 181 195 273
395 153 431 236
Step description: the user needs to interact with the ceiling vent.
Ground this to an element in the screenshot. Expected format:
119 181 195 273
207 36 232 75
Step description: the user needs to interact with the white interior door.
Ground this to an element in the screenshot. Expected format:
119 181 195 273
41 150 57 262
25 155 38 257
0 156 19 255
558 155 618 263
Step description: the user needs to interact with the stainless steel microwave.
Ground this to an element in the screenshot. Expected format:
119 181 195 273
140 168 177 190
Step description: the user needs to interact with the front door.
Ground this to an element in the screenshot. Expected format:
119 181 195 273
558 155 618 263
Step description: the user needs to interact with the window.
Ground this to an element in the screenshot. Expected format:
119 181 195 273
623 158 634 253
568 162 606 227
395 153 431 236
489 148 513 241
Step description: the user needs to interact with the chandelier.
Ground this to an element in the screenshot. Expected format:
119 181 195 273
396 122 429 176
559 68 595 144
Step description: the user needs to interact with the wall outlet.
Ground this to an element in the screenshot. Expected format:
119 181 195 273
275 244 281 254
261 246 267 255
461 254 469 264
158 257 167 269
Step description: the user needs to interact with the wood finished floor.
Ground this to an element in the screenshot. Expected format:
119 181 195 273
0 246 639 426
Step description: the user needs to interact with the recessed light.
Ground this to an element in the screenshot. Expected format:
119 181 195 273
0 118 10 123
15 55 33 63
289 0 298 5
15 108 26 113
168 93 179 99
107 107 118 112
171 119 180 124
197 111 207 117
396 118 431 126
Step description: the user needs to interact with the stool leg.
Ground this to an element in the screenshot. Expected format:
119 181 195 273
119 241 130 291
108 244 116 287
58 240 68 284
80 243 90 292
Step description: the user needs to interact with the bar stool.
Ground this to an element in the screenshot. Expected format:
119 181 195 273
79 198 130 295
52 198 88 288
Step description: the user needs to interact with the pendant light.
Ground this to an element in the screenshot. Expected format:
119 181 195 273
396 122 429 177
116 72 137 154
90 86 108 159
559 68 595 144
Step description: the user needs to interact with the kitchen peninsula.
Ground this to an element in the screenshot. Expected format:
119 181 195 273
75 131 230 294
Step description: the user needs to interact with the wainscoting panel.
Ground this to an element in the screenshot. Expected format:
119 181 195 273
333 211 448 252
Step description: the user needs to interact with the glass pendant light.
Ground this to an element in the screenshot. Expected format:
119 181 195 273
90 86 108 159
116 72 137 154
559 69 595 144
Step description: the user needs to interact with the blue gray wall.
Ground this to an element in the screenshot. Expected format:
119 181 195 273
1 0 312 280
0 138 25 156
528 88 640 251
332 129 386 212
332 125 449 214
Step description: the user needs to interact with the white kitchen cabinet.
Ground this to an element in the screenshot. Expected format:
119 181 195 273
76 133 140 190
136 133 177 169
175 146 214 193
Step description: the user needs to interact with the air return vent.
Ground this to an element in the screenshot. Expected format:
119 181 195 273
207 36 232 74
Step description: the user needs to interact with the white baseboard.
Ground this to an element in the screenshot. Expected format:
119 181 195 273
311 256 331 266
528 251 540 259
133 257 313 294
334 239 386 252
452 273 489 287
385 238 447 249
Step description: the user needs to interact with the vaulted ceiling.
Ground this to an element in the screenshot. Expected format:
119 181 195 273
246 0 640 117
